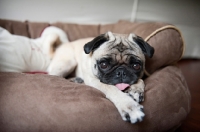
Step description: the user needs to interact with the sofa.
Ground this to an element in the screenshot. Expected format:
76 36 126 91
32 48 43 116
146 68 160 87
0 19 191 132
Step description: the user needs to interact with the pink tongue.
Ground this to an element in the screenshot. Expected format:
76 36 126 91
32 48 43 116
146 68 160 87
115 83 130 91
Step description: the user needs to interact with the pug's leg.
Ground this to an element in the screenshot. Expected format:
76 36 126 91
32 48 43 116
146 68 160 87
48 44 77 77
125 79 145 103
69 77 84 83
87 79 144 124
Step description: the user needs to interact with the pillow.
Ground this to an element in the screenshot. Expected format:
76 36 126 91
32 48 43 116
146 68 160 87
0 27 51 72
0 26 69 72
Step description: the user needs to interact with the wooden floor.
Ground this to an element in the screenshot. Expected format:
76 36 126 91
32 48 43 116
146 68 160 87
176 59 200 131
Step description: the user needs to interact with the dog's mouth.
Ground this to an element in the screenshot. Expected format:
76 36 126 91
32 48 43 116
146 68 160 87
115 83 130 91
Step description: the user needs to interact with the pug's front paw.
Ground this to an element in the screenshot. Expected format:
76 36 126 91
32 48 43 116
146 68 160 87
127 90 144 103
125 79 145 103
115 96 145 123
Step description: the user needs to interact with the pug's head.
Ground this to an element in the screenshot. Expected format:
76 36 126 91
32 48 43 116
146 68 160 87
84 32 154 90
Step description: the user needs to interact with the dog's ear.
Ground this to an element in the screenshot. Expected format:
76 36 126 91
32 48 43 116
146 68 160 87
128 34 154 58
84 32 114 54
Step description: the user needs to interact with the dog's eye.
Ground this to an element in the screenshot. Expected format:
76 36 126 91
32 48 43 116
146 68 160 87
100 62 109 69
132 63 141 70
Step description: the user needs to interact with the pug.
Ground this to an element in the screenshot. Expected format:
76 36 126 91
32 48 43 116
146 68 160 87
48 31 154 123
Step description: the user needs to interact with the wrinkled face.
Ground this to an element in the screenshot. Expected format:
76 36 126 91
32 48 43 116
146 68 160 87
92 34 145 85
84 32 154 86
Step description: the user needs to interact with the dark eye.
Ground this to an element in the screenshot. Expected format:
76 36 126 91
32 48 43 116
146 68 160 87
132 63 141 70
100 62 109 69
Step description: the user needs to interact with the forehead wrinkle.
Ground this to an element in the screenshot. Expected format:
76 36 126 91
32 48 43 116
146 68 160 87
101 53 115 58
124 38 135 50
115 54 123 63
101 51 122 63
121 55 129 63
107 44 133 63
110 37 135 52
102 35 145 62
108 36 122 48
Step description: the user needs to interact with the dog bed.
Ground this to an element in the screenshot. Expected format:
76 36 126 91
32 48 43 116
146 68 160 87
0 19 191 132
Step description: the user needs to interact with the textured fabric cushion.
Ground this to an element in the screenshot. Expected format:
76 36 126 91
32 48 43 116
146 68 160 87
27 21 50 39
100 20 184 75
0 19 29 37
51 22 99 42
0 66 190 132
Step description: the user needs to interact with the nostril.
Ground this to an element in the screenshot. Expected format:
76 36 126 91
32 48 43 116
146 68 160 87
123 72 126 78
117 72 121 77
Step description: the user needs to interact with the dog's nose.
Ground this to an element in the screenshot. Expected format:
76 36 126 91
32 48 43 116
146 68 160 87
116 67 126 79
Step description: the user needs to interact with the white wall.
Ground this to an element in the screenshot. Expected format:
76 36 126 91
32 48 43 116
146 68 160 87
0 0 134 24
136 0 200 58
0 0 199 58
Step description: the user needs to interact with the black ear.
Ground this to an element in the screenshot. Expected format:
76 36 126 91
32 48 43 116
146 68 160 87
84 34 108 54
132 35 154 58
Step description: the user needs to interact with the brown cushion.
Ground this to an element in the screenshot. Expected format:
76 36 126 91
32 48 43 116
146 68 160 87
0 19 29 37
100 20 184 75
0 65 190 131
51 22 99 41
25 21 99 41
27 21 50 39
